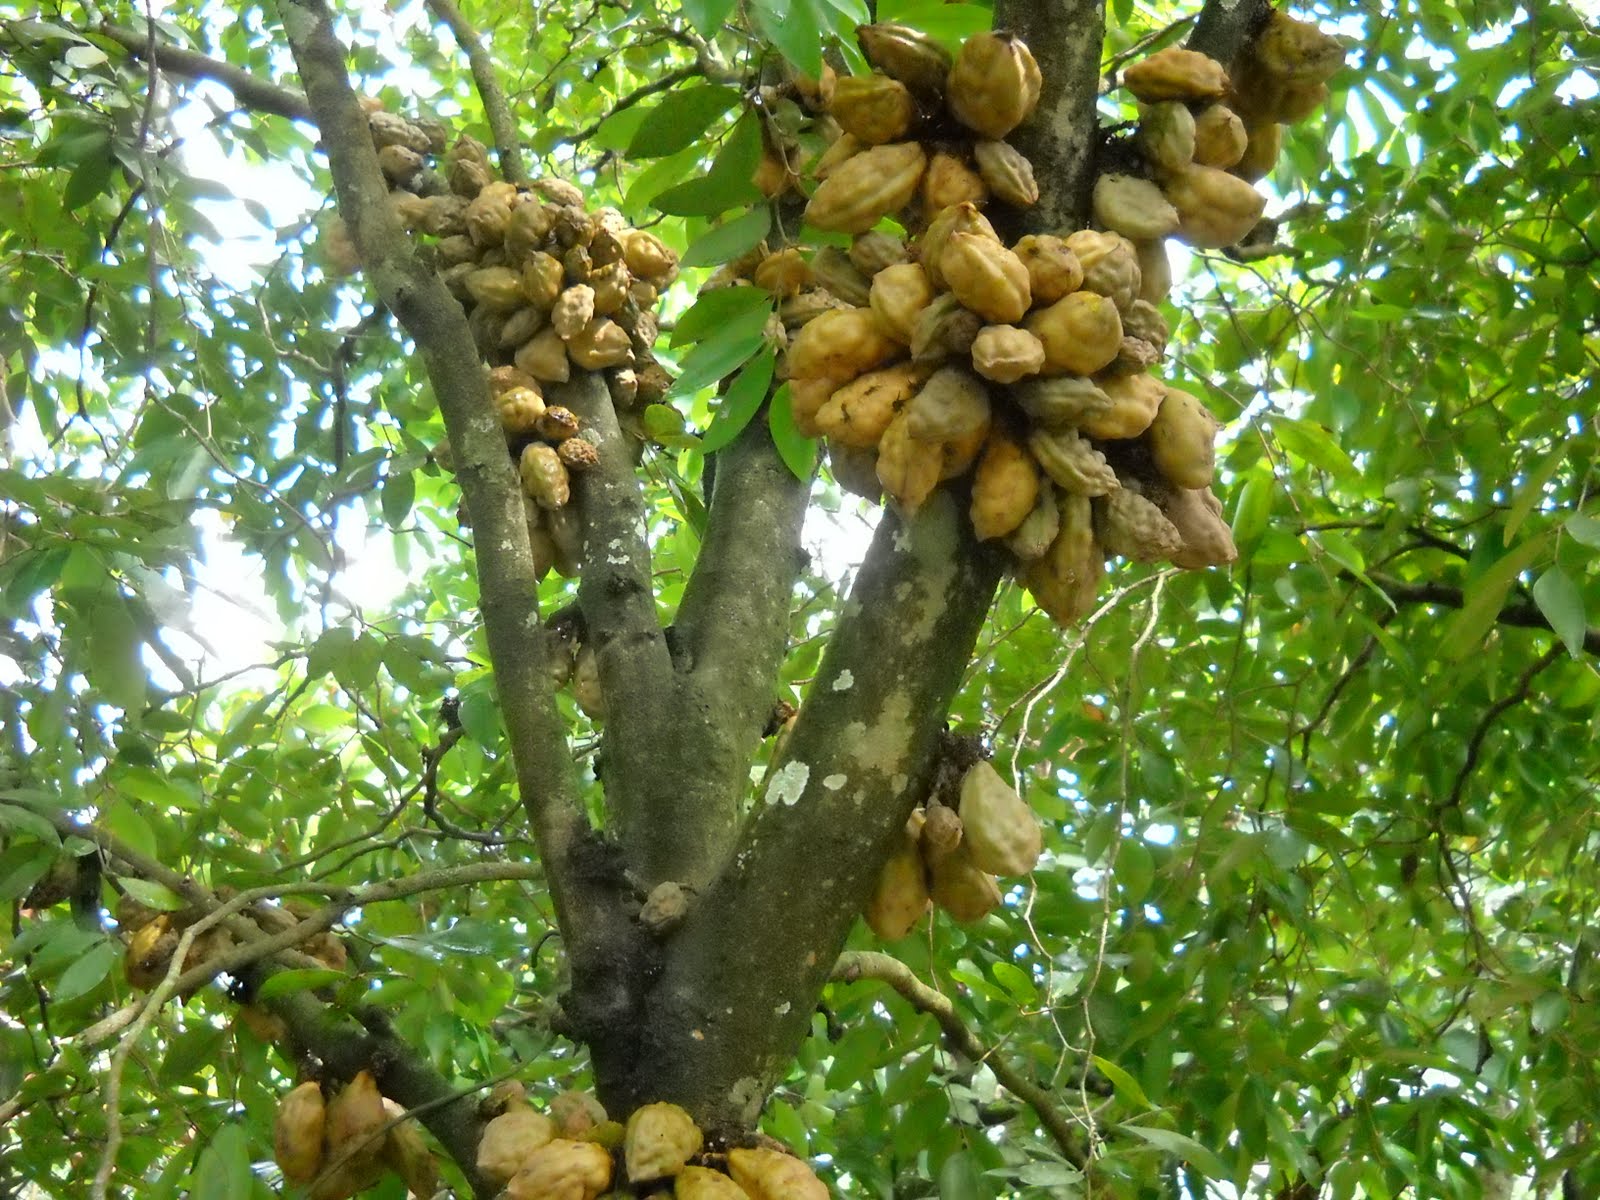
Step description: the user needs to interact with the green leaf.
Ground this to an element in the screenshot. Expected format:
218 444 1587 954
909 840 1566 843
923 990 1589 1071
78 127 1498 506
84 594 147 713
255 968 346 1000
1117 1124 1229 1177
381 468 415 530
1441 532 1551 658
938 1149 989 1200
652 108 765 217
768 384 818 480
666 305 773 401
627 84 743 158
681 206 772 270
0 801 61 847
1565 512 1600 548
700 348 776 455
1269 417 1359 485
1532 567 1586 658
54 937 118 1001
1503 443 1567 544
672 287 774 349
678 0 739 38
188 1122 254 1199
642 403 703 450
119 878 187 912
1092 1055 1153 1111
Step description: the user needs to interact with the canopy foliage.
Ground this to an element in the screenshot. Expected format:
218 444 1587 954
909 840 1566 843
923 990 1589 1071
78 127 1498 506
1 0 1597 1197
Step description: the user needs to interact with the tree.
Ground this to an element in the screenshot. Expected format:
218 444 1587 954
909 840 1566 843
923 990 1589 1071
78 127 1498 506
1 0 1597 1195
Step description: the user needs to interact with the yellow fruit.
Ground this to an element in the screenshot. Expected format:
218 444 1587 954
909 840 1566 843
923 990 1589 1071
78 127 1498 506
755 248 812 297
918 803 963 863
812 132 863 179
515 326 573 383
1133 238 1172 303
274 1081 326 1186
621 230 679 284
804 142 928 234
1013 234 1084 305
505 1137 613 1200
465 265 527 311
551 1092 609 1139
1162 163 1266 247
1136 101 1196 172
917 201 996 290
624 1102 703 1182
922 151 988 212
727 1147 830 1200
573 646 605 719
814 362 925 449
875 412 943 513
928 842 1003 922
124 915 177 990
868 262 934 344
1092 174 1181 241
1021 493 1104 626
1123 47 1229 102
973 140 1040 207
958 761 1041 876
1191 104 1248 168
970 324 1045 384
946 31 1042 140
381 1103 440 1200
1233 120 1283 183
939 233 1031 324
677 1165 754 1199
866 819 931 940
1251 10 1346 84
1025 293 1123 376
478 1107 559 1186
788 375 844 438
1148 386 1219 489
1080 371 1164 441
830 73 916 145
323 1071 387 1171
786 307 900 380
567 318 635 370
969 430 1040 540
553 285 597 340
1065 230 1142 312
521 443 572 509
522 251 566 310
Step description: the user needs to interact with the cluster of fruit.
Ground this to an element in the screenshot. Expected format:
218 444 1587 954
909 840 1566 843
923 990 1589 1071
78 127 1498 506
719 16 1340 626
866 759 1042 937
120 893 344 993
325 104 686 580
273 1072 438 1199
274 1078 828 1200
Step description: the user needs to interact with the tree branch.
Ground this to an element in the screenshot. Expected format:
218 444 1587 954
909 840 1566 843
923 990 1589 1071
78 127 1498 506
270 0 593 930
1366 572 1599 656
833 951 1089 1170
992 0 1106 235
1186 0 1274 67
667 414 812 880
619 495 1006 1130
422 0 528 184
88 23 312 121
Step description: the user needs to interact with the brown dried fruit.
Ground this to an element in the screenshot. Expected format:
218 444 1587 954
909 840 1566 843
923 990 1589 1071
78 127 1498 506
1012 374 1113 429
1164 485 1238 568
727 1147 830 1200
1148 386 1219 489
1081 370 1164 440
521 443 571 509
1026 292 1123 376
534 177 587 208
1122 299 1170 350
928 841 1003 922
550 1092 608 1139
970 430 1040 540
971 324 1045 384
1021 493 1104 625
869 830 932 940
831 73 916 145
909 293 984 365
1092 174 1182 241
1163 163 1267 247
324 1071 388 1171
972 139 1040 207
377 142 423 186
829 444 883 501
1013 234 1084 305
1233 120 1283 182
505 1137 613 1200
498 385 547 434
786 307 899 379
1005 487 1062 561
1137 101 1196 172
124 915 177 989
875 412 943 513
811 246 874 307
573 646 604 719
959 761 1041 876
849 230 909 276
904 365 990 442
1030 428 1120 496
1192 103 1248 168
858 22 953 101
940 233 1031 324
755 248 812 297
446 134 494 198
1123 47 1229 102
558 437 600 472
499 306 548 350
804 141 927 234
922 151 989 212
1097 487 1183 561
535 406 580 442
1251 10 1346 84
274 1081 326 1186
369 110 432 153
868 262 934 344
919 803 964 863
814 362 925 449
791 61 837 110
947 30 1042 140
624 1102 703 1182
